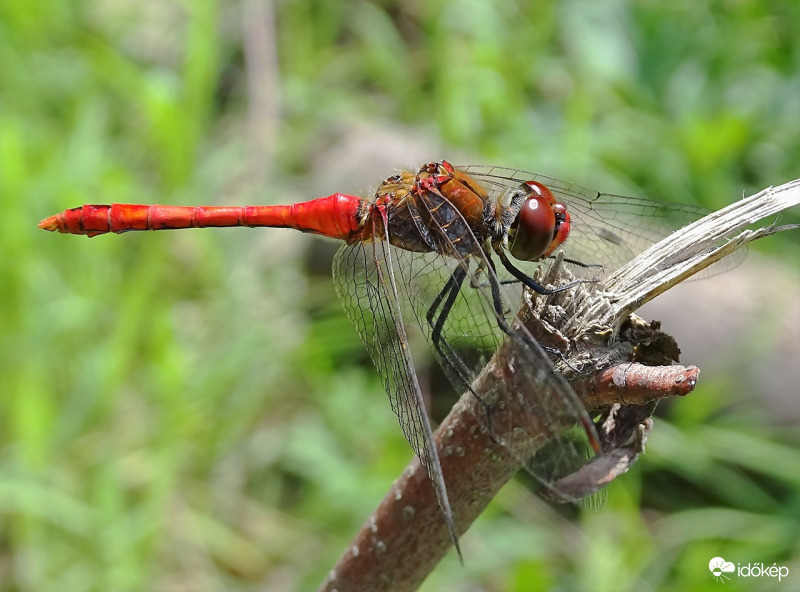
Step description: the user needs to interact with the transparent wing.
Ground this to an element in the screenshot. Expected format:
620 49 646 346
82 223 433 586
391 250 499 394
458 164 746 277
391 185 602 495
332 223 461 555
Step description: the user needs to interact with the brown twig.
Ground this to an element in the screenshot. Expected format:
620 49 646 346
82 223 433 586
317 296 694 592
318 178 800 592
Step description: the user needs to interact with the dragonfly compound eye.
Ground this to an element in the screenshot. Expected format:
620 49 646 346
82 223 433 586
509 181 571 261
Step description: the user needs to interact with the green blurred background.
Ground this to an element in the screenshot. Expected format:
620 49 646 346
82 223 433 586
2 0 799 590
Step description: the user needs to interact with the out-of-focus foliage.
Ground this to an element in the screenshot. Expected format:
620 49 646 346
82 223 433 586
1 0 799 590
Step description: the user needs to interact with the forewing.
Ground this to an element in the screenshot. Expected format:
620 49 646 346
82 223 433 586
391 249 501 393
332 226 460 553
394 187 602 495
458 164 745 277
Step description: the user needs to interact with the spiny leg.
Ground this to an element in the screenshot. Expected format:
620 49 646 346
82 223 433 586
483 252 572 361
559 256 603 271
495 247 593 295
427 264 467 352
488 249 589 375
425 264 496 420
425 265 483 390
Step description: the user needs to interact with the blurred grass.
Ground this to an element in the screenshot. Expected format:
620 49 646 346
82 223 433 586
2 0 799 590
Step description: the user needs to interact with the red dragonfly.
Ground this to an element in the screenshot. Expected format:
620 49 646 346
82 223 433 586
40 160 709 557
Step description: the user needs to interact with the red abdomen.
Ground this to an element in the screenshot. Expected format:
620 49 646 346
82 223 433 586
39 194 367 240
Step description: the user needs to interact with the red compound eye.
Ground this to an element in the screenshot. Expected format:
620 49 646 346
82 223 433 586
508 181 571 261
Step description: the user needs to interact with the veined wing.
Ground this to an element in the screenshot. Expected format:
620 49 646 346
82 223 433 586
458 164 745 277
393 182 603 496
332 220 461 558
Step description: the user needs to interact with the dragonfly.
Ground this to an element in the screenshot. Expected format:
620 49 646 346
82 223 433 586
39 160 712 558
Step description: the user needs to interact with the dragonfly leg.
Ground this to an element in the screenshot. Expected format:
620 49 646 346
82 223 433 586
468 259 512 312
558 256 604 271
426 265 481 386
427 264 468 350
495 247 591 294
425 264 495 420
484 253 579 364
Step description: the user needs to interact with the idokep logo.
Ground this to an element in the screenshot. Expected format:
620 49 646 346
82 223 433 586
708 557 735 582
709 556 790 584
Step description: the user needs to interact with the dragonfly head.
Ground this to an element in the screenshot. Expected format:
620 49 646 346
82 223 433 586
508 181 571 261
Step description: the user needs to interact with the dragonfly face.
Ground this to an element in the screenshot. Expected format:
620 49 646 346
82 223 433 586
507 180 572 262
